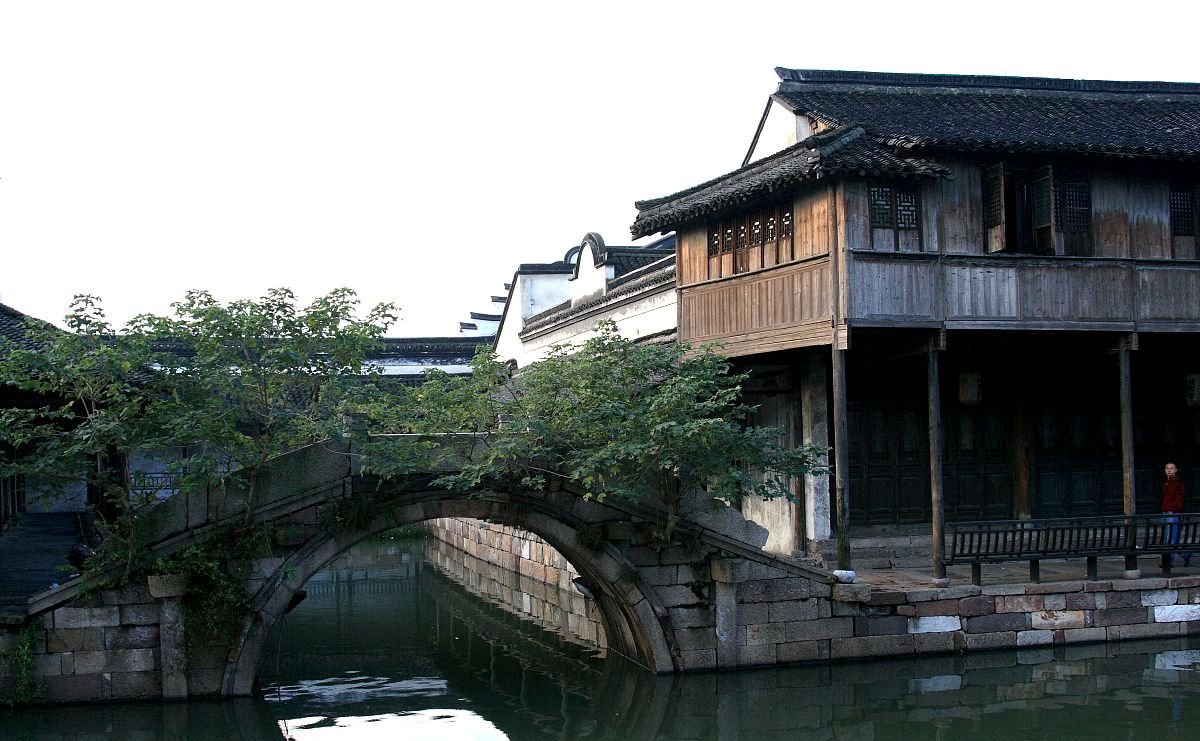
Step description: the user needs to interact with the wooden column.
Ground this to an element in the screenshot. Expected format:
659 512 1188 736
1118 342 1139 578
928 347 948 586
831 340 851 572
1014 403 1033 521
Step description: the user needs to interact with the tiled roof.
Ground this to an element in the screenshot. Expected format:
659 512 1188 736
606 246 674 278
631 126 947 237
774 68 1200 160
0 303 55 351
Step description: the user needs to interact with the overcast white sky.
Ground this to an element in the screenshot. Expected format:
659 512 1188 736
2 1 1198 336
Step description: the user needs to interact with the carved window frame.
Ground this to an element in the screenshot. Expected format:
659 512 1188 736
868 182 923 251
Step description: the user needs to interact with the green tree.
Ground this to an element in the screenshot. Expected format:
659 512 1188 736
0 289 399 575
412 322 827 541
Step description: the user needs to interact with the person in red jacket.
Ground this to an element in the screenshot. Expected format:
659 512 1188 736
1162 462 1191 567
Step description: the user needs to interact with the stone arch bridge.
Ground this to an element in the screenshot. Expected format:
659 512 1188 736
18 437 869 702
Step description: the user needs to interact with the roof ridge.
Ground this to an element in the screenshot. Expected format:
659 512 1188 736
775 68 1200 96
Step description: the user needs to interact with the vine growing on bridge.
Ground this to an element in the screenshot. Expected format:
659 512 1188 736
0 622 46 706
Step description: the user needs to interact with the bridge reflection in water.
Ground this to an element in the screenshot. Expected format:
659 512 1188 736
256 535 1200 741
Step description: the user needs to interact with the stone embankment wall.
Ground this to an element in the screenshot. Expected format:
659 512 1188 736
0 577 231 703
426 518 605 651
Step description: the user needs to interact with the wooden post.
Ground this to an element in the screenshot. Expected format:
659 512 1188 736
929 347 948 587
831 340 852 572
1014 403 1033 521
1118 342 1139 579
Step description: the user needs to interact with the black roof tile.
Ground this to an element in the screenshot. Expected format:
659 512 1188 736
632 125 947 237
774 68 1200 160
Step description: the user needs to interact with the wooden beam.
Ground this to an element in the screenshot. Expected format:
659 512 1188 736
1118 344 1139 578
928 347 948 586
831 340 852 572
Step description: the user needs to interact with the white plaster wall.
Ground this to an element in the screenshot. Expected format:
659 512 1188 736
570 243 611 301
520 273 572 320
507 284 675 369
746 100 801 164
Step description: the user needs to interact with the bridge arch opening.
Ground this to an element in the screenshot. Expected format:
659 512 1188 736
224 493 676 695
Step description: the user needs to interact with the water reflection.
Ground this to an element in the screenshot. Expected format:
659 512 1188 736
258 537 1200 741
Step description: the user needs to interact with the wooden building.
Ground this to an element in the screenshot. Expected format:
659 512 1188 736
632 69 1200 575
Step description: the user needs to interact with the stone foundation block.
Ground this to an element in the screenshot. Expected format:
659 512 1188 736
1026 581 1083 595
46 627 105 653
101 584 153 606
913 631 962 654
1065 593 1097 610
109 670 161 699
1141 590 1179 607
1111 578 1168 591
769 599 818 623
777 640 828 663
1016 630 1053 647
72 648 156 674
53 607 119 629
998 595 1043 613
740 643 778 666
735 603 768 626
744 622 787 645
911 599 960 616
1062 627 1108 644
966 613 1027 633
186 669 224 696
908 616 961 634
1031 610 1087 630
982 584 1027 596
675 627 718 651
830 634 913 659
1153 604 1200 622
785 617 853 641
958 595 997 617
905 585 981 602
1109 622 1182 640
964 631 1016 650
1096 591 1141 609
739 579 811 603
680 648 717 670
656 585 704 608
854 616 908 636
832 583 871 603
669 607 714 629
866 591 907 606
32 654 61 677
1042 594 1067 610
1093 608 1148 627
43 673 106 702
105 626 160 650
831 602 865 617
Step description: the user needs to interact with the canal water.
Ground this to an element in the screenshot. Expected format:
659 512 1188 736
2 535 1198 740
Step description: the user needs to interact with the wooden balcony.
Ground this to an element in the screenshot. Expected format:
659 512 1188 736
847 251 1200 331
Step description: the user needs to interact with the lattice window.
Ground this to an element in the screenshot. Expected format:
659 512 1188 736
1059 182 1091 233
1171 187 1196 237
895 189 919 230
765 213 777 242
750 214 764 244
735 222 749 251
983 164 1004 229
869 186 894 229
1033 177 1053 230
707 225 721 257
722 223 735 253
780 208 793 238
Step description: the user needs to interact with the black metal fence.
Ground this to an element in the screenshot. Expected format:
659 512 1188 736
947 513 1200 584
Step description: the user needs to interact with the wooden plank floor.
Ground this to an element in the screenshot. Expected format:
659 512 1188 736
0 513 82 620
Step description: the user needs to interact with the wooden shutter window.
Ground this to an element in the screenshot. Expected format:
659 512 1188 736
896 188 920 230
1170 187 1196 237
708 225 721 257
869 186 895 229
722 223 735 253
983 164 1005 229
780 208 793 239
1059 182 1091 233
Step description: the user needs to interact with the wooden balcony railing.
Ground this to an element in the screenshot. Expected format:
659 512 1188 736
946 513 1200 584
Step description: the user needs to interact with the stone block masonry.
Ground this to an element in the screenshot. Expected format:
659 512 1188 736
426 518 605 651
